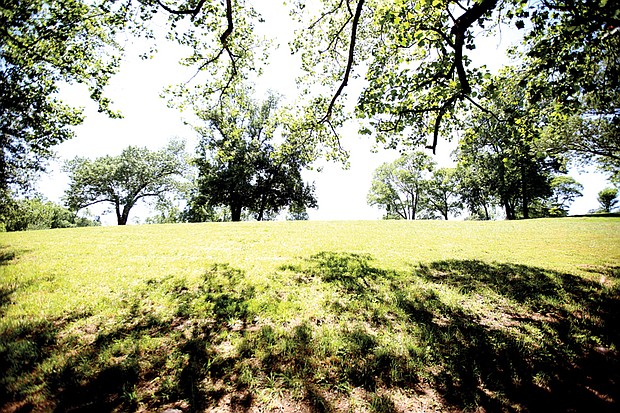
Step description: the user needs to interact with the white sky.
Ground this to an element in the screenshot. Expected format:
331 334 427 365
37 3 610 224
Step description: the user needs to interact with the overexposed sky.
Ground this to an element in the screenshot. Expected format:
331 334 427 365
37 4 609 224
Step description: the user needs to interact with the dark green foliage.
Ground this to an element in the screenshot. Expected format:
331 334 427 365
597 188 619 213
190 88 317 222
455 69 564 219
0 0 124 206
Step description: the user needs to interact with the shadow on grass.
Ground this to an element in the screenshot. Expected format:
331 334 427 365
414 259 619 412
0 253 618 412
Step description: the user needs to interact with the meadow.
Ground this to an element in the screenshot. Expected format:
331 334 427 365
1 218 619 412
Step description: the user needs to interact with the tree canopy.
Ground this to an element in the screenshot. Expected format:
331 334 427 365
0 0 126 204
188 88 317 222
63 141 187 225
597 187 618 213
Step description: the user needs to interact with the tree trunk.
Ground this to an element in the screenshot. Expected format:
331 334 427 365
117 206 131 225
504 199 515 220
115 203 128 225
521 162 529 219
231 204 242 222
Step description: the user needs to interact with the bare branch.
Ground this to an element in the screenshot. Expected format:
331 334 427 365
221 0 234 46
308 0 345 30
319 15 353 54
462 94 503 122
426 95 458 154
183 0 237 100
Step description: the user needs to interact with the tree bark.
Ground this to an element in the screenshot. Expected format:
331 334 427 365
231 204 242 222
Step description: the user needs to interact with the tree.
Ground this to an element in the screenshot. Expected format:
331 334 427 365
367 151 434 220
64 140 187 225
3 0 616 219
597 188 618 213
455 69 562 219
291 0 618 153
546 176 583 217
0 0 126 207
424 168 462 220
454 164 496 220
540 114 620 183
190 88 317 222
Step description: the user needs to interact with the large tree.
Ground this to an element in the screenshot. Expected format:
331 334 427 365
190 88 317 222
0 0 126 203
64 140 187 225
367 151 434 220
455 69 561 219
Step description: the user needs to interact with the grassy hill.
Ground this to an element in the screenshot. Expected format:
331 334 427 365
1 218 619 412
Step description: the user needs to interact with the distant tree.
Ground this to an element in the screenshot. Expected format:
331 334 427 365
1 196 99 232
454 164 496 220
64 141 187 225
423 168 462 220
367 152 434 220
286 202 311 221
191 88 317 222
545 176 583 217
597 188 618 213
541 115 620 184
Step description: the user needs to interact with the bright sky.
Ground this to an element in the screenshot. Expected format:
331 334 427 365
37 4 610 224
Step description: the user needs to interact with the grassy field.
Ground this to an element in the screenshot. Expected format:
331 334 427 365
1 218 619 412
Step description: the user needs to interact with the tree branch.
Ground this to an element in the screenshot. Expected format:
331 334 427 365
450 0 498 94
321 0 365 123
156 0 207 16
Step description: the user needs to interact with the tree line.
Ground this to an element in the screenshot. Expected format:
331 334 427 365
5 69 618 230
367 151 589 221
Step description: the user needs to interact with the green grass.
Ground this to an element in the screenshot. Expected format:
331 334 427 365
1 218 619 412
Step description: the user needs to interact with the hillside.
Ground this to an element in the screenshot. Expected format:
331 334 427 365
1 218 619 412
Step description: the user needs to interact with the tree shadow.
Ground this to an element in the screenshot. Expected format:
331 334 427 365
275 253 619 412
411 259 619 412
0 263 258 412
1 253 618 412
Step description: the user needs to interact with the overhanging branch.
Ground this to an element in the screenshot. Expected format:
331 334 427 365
321 0 365 124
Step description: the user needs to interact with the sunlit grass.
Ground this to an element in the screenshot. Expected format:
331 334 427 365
1 218 619 412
